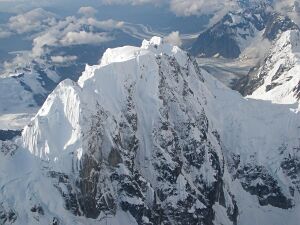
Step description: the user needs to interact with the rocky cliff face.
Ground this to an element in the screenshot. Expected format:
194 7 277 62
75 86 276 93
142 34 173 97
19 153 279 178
0 37 299 225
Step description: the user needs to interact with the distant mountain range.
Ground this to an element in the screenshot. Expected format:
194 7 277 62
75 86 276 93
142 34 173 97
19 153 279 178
191 9 298 59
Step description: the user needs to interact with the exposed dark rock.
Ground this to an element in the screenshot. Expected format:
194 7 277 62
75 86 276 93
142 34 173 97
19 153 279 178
108 147 123 167
293 81 300 100
237 164 294 209
0 130 22 141
265 82 282 92
264 13 299 40
281 155 300 194
30 205 44 215
52 217 59 225
0 140 18 156
48 171 81 216
0 203 17 225
191 32 241 59
78 154 102 218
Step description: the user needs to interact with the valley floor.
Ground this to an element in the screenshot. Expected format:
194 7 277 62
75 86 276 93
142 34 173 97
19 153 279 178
197 57 256 87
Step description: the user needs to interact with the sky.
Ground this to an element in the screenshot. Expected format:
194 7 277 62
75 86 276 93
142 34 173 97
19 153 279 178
0 0 217 55
0 0 299 68
0 0 236 74
0 0 237 17
0 0 215 34
1 0 298 25
0 0 298 17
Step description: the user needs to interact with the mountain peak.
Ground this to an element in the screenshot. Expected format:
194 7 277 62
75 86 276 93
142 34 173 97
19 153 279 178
142 36 163 47
1 37 299 225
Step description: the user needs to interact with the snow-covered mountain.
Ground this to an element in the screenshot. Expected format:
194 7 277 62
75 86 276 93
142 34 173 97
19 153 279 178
0 37 299 225
191 6 298 59
0 61 61 137
191 10 266 58
234 28 300 105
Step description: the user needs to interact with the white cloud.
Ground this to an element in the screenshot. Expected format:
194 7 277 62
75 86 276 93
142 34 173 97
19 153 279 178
3 53 32 72
169 0 238 17
101 0 300 24
102 0 162 5
101 0 239 19
51 55 78 63
29 15 124 56
87 18 124 29
60 31 113 46
78 6 98 17
100 0 240 25
0 0 100 13
0 30 12 39
164 31 182 47
32 32 59 56
8 8 57 34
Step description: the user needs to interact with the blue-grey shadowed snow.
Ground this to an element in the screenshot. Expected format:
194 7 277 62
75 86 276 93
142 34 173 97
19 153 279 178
32 94 46 106
34 67 57 92
18 80 33 92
